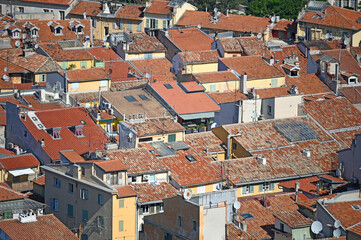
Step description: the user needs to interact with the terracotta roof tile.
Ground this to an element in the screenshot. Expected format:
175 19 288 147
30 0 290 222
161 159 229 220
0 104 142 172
324 200 361 228
130 182 179 203
105 61 138 82
21 0 75 5
178 50 218 63
167 27 213 52
0 154 39 170
116 5 144 20
321 49 361 76
87 47 123 62
144 0 172 15
149 81 220 115
272 20 297 32
59 150 86 163
39 42 94 61
130 58 173 77
179 81 204 92
185 131 226 155
128 32 166 53
0 147 14 156
94 159 128 172
0 214 78 240
128 118 184 137
32 175 45 186
349 223 361 236
177 10 271 33
274 210 313 228
116 185 137 197
0 184 27 201
70 0 102 16
66 67 110 82
219 36 269 56
208 91 248 103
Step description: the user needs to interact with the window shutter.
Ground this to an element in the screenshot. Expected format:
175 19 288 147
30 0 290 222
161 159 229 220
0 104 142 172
146 19 150 28
54 199 59 211
250 185 254 193
259 184 263 192
113 20 116 29
155 19 158 29
270 182 275 191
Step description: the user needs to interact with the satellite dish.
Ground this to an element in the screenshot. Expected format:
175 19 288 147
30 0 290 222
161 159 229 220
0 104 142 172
271 16 276 23
333 228 341 238
325 33 331 40
216 11 222 18
145 73 151 79
311 221 323 234
334 220 341 229
344 38 350 46
257 33 262 40
2 75 9 81
4 67 7 72
233 201 241 210
197 24 202 29
128 132 134 139
183 189 192 200
211 122 218 129
34 44 39 49
15 40 21 48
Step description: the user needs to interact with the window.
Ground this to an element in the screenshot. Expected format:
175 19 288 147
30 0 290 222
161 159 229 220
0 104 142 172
18 7 24 13
61 62 68 69
259 182 270 192
54 177 61 188
177 215 182 227
43 9 49 13
68 204 74 217
127 21 132 31
98 194 104 205
209 84 217 92
141 205 149 214
80 188 88 200
352 205 361 210
232 143 237 150
124 95 137 102
100 80 107 87
68 183 74 193
168 134 176 142
12 31 20 39
82 209 88 223
54 27 62 35
97 216 104 229
31 29 38 38
92 18 97 28
59 11 65 20
164 232 172 240
280 222 284 231
191 220 197 231
241 185 254 195
47 127 61 139
270 182 275 191
76 26 84 34
137 22 142 32
119 199 124 208
49 198 59 211
163 20 169 29
197 185 205 194
72 82 79 89
80 61 87 68
139 137 153 142
164 83 173 89
271 78 278 87
81 167 85 175
139 94 148 100
145 52 153 59
119 220 124 232
146 18 158 29
267 105 272 115
38 74 46 82
107 172 122 185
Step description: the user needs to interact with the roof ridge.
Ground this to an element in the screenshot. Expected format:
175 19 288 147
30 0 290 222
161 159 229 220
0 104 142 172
0 184 26 197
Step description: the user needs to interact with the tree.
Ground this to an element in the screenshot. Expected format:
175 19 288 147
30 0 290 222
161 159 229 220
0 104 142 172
246 0 308 19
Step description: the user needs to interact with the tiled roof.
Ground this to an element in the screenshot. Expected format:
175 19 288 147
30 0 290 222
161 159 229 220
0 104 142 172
21 0 75 5
0 184 26 201
106 148 169 175
157 148 222 187
178 50 219 63
69 91 100 103
208 91 248 104
0 147 14 156
128 118 184 137
302 97 361 131
320 49 361 76
349 223 361 236
0 214 78 240
0 154 39 170
193 71 238 84
185 131 226 155
105 61 138 82
179 81 204 92
130 58 173 77
177 10 271 33
102 89 170 119
32 175 45 186
279 176 320 194
220 56 284 80
219 36 269 56
39 42 94 61
149 81 220 115
144 0 172 15
23 95 65 111
130 182 179 203
297 193 337 212
272 20 297 32
87 47 123 62
94 160 128 172
128 32 166 53
227 224 252 240
66 68 110 82
274 210 313 228
69 0 102 16
59 150 86 163
167 28 213 52
324 200 361 228
300 5 361 30
115 5 145 20
116 185 137 197
20 106 109 161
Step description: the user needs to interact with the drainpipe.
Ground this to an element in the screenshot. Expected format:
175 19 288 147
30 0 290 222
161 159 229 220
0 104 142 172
226 133 242 159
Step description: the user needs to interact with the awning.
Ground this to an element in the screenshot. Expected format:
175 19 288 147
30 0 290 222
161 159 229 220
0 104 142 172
9 168 35 177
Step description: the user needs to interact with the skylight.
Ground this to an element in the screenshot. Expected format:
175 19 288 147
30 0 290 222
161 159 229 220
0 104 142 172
164 83 173 89
186 154 197 163
124 96 137 102
241 213 255 220
139 94 149 100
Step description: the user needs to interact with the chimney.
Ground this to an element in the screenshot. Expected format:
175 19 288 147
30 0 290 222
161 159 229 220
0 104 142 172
39 138 45 147
270 57 274 66
302 148 311 158
256 155 266 165
19 210 37 223
241 73 248 94
240 221 247 232
295 182 300 202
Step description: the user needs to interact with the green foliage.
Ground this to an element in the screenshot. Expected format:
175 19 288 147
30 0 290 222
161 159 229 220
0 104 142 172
67 64 76 70
246 0 308 19
188 0 248 12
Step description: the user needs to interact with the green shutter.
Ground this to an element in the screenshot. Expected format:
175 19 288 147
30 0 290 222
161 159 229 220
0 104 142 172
146 19 150 28
241 186 246 194
271 78 278 87
61 62 68 69
155 19 158 29
119 199 124 208
68 204 73 217
80 61 87 68
270 182 275 191
259 183 263 192
168 134 176 142
119 220 124 232
250 185 254 193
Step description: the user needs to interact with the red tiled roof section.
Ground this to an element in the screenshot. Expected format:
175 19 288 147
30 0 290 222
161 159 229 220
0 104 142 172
0 154 39 170
321 49 361 76
70 0 102 16
87 47 123 62
185 131 226 155
0 214 78 240
177 10 271 33
179 50 219 63
193 71 238 84
21 0 74 5
149 81 220 115
0 184 26 201
105 61 137 82
300 5 361 30
227 223 253 240
66 68 110 82
130 182 179 203
21 107 109 161
279 176 320 194
59 150 86 163
272 20 297 32
208 91 248 104
116 185 137 197
116 5 144 20
94 160 128 172
302 97 361 130
145 0 172 15
39 42 94 61
325 200 361 228
32 175 45 186
167 28 213 52
130 58 172 77
179 81 204 92
128 118 184 137
128 32 166 53
220 56 284 80
0 147 14 156
349 223 361 236
274 210 313 228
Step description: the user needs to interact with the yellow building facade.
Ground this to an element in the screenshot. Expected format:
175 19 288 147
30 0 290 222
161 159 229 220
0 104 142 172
136 131 184 147
59 59 95 70
68 79 111 93
112 194 137 240
236 182 282 198
127 51 166 61
185 62 218 74
202 80 239 93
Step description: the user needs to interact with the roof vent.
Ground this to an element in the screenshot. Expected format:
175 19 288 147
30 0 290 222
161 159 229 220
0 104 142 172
186 154 197 163
302 148 311 158
256 155 266 165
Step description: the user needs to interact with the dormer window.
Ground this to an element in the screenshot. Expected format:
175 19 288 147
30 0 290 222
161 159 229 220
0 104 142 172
68 125 84 137
75 26 84 34
31 29 38 38
47 127 61 139
54 27 62 35
12 30 20 39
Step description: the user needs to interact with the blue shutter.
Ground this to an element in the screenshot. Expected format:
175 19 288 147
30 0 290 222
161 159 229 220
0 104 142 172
49 198 53 209
54 199 59 211
85 189 88 199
